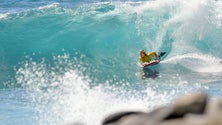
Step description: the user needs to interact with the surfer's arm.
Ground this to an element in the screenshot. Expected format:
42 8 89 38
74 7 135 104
139 58 149 66
139 58 146 66
139 58 143 64
154 52 160 61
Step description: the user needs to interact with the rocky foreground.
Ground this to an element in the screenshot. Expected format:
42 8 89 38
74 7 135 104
102 92 222 125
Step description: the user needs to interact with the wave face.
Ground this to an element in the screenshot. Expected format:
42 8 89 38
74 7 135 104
1 0 222 125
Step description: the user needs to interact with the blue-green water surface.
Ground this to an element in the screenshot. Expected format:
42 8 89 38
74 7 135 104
1 0 222 125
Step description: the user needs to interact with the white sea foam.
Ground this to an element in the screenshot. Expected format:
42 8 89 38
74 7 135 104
37 3 60 10
15 54 175 125
0 13 8 19
163 53 222 73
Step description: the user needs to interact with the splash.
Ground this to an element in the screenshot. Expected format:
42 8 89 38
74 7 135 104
15 54 175 125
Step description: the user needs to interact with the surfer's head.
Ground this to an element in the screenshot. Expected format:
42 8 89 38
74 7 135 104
140 50 147 57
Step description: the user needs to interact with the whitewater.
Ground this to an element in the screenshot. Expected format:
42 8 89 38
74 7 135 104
0 0 222 125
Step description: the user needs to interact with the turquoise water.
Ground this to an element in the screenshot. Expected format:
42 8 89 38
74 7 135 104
1 0 222 125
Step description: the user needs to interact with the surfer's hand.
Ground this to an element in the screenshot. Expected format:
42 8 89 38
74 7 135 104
155 59 160 62
156 57 160 60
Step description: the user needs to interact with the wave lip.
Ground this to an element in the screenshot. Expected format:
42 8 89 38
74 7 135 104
0 2 63 20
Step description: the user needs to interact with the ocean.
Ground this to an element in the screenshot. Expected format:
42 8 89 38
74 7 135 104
0 0 222 125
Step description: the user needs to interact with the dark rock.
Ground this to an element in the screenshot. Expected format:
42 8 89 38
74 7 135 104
164 92 208 120
203 99 222 125
146 106 174 122
108 113 151 125
102 106 175 125
102 111 145 125
102 92 209 125
206 99 222 115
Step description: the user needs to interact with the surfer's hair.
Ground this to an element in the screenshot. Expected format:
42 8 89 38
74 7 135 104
140 50 147 56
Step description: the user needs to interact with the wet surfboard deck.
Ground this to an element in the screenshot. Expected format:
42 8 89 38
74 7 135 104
142 60 160 68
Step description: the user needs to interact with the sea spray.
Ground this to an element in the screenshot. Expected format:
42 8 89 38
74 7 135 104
16 54 175 125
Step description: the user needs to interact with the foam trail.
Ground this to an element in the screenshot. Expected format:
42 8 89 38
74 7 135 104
163 53 222 73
